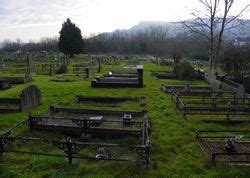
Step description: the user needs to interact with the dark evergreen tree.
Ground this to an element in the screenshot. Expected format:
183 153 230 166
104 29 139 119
58 18 84 57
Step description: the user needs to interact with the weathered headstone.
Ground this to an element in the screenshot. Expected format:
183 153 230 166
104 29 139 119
184 83 191 93
28 53 33 71
235 84 245 99
49 64 54 76
243 76 250 94
97 57 102 73
85 67 90 78
20 85 41 112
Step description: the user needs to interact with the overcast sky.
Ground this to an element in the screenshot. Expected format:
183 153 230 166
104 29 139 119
0 0 249 42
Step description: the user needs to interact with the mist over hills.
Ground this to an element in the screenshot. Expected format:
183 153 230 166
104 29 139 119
94 19 250 41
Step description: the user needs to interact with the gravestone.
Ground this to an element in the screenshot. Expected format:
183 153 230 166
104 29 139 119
28 53 33 71
97 57 102 73
49 64 54 76
235 84 245 99
25 53 33 77
137 65 143 87
20 85 41 112
243 76 250 94
85 67 90 78
184 83 191 93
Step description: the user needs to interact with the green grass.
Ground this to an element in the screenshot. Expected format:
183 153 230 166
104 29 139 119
0 62 250 178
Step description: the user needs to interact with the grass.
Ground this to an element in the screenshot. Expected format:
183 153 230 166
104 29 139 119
0 62 250 177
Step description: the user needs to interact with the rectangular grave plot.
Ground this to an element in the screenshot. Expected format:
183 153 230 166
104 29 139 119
196 130 250 163
30 106 148 137
92 65 143 88
0 112 150 166
171 91 250 122
162 84 234 96
72 96 146 108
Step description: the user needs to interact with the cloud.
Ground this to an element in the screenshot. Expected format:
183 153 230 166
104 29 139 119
0 0 249 42
0 0 92 26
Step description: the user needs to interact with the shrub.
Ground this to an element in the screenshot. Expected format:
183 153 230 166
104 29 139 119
159 60 173 66
56 65 68 74
175 60 197 80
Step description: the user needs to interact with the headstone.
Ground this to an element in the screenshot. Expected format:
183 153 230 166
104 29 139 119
85 67 90 78
20 85 41 112
235 84 245 99
243 76 250 94
97 57 102 73
49 64 54 76
184 83 191 93
28 53 33 71
137 65 143 87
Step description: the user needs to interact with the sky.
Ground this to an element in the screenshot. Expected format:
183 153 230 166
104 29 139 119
0 0 249 42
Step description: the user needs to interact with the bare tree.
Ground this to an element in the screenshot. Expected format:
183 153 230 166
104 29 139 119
183 0 249 72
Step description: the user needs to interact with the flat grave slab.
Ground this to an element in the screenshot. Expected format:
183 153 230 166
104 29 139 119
92 65 143 88
72 96 146 108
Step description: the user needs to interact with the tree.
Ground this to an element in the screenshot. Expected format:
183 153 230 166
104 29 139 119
220 43 250 78
58 18 84 57
175 59 197 80
183 0 249 72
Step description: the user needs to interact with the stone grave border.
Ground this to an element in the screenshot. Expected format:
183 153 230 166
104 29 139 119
72 96 146 107
170 91 250 123
0 106 150 166
196 130 250 163
161 84 235 96
91 65 143 88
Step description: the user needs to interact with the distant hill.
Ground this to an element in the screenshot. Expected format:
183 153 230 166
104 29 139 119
95 19 250 42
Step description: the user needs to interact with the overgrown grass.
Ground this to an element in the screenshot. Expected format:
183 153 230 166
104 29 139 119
0 62 250 177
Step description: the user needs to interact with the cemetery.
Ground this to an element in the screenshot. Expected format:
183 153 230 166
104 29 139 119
0 85 41 113
0 54 250 176
196 130 250 163
1 0 250 175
